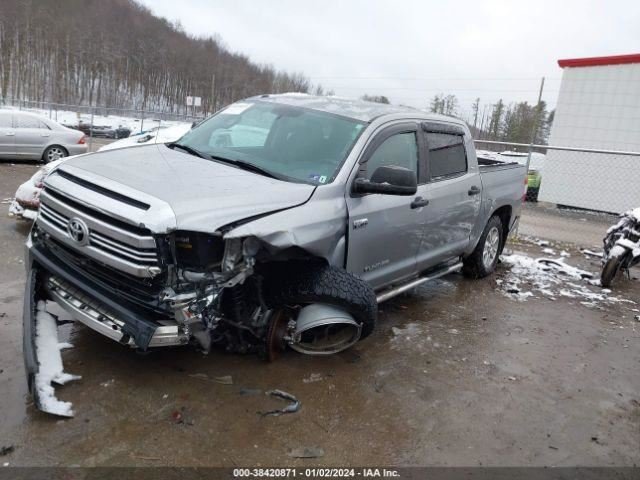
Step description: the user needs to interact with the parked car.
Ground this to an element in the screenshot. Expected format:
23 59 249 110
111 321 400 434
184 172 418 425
74 123 131 139
23 94 526 416
0 110 87 162
7 123 192 220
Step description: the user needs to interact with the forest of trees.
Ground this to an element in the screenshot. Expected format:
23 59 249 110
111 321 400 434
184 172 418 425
429 93 553 145
0 0 319 115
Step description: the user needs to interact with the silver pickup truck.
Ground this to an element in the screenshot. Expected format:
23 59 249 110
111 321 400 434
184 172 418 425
24 94 526 414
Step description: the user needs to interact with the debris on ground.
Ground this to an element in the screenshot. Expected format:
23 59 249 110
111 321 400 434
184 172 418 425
100 379 115 387
260 389 301 417
302 373 324 383
239 388 262 396
171 407 194 426
287 447 325 458
34 301 81 417
581 249 603 258
0 446 14 456
188 373 233 385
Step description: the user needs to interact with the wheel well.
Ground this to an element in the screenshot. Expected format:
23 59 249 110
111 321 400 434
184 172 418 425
492 205 512 251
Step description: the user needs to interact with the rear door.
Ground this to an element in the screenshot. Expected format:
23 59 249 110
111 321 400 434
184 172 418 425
345 122 430 289
0 112 16 158
416 123 482 269
13 113 51 159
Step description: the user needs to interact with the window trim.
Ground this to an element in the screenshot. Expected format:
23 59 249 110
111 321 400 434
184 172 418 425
353 122 426 194
423 127 469 183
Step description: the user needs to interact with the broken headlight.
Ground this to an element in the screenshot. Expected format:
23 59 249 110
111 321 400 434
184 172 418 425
173 231 224 270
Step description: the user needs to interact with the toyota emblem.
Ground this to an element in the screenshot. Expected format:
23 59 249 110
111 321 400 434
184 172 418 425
67 218 89 246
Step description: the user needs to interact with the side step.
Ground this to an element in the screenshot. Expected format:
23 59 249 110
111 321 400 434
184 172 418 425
375 262 463 304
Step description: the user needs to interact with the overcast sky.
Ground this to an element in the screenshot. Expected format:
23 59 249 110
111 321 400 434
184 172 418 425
139 0 639 120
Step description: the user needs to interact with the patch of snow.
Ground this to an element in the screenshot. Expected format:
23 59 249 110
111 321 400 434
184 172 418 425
499 254 633 307
391 323 423 340
542 248 556 255
34 301 80 417
582 249 603 258
21 208 38 220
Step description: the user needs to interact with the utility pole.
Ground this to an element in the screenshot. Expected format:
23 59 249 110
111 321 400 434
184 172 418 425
526 77 545 173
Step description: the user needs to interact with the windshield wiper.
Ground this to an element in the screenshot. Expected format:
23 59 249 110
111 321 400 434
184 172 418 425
166 142 207 159
208 155 281 180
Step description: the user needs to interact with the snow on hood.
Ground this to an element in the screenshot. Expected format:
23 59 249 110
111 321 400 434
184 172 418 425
58 144 316 233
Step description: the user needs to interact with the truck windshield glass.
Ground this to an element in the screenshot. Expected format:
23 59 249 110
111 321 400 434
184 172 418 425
176 101 366 184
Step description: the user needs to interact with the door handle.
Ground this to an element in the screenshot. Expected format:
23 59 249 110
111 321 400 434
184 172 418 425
468 186 481 196
410 196 429 209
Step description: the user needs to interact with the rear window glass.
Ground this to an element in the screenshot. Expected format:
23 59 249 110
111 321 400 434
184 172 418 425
426 132 467 179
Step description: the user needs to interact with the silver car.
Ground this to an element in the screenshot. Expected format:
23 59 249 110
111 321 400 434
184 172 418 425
0 110 87 162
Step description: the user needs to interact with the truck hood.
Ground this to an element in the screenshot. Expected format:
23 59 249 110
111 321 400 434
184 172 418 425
57 144 316 233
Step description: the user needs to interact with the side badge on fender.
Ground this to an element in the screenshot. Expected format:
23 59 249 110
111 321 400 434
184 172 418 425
353 218 368 230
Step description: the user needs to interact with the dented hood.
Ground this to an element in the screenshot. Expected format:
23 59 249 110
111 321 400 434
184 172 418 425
59 144 316 232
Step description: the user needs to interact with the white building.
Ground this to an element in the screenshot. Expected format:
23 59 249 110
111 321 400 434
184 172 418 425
538 53 640 213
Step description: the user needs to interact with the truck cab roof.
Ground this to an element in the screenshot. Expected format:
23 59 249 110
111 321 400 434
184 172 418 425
249 93 465 125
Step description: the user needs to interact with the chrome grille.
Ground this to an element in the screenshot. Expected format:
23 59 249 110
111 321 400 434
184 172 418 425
37 189 161 278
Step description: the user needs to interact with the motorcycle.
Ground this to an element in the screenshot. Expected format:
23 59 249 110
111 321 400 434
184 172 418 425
601 208 640 287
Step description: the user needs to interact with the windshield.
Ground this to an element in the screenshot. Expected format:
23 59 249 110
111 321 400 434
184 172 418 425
175 101 366 184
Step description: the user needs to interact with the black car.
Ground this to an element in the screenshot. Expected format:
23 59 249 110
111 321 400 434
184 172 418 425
71 123 131 139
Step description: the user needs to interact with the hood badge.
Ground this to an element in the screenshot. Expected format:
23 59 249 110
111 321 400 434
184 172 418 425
67 217 90 246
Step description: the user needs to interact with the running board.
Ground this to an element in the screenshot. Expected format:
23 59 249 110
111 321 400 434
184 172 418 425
375 262 463 303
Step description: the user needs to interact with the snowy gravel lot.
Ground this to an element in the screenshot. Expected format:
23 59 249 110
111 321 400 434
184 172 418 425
0 162 638 467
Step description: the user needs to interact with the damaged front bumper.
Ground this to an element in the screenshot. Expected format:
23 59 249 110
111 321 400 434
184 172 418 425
23 236 187 416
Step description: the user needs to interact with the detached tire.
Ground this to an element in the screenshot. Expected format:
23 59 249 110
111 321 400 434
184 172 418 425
463 215 504 279
264 262 377 339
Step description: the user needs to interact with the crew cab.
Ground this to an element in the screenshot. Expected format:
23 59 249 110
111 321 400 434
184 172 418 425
23 94 526 415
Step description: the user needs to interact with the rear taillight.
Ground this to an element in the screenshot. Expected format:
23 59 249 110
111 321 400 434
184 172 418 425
78 135 86 145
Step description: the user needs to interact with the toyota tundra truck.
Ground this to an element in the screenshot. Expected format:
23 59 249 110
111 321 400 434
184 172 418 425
23 94 526 415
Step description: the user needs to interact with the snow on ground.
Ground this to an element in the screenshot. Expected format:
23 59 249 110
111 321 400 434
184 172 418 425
498 253 634 308
6 106 191 133
34 301 80 417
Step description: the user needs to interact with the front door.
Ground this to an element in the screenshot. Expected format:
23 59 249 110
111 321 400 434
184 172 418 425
345 123 429 289
0 112 16 159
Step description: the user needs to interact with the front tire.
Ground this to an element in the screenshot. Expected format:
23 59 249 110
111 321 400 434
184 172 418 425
463 215 504 279
42 145 68 164
601 247 626 288
263 262 377 339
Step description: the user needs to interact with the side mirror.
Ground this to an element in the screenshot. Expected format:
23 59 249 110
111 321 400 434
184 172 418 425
353 165 417 196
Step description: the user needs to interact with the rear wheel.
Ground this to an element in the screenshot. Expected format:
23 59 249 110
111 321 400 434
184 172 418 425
463 215 504 279
42 145 68 163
